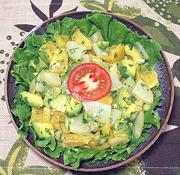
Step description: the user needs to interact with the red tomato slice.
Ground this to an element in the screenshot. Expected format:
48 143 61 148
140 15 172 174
67 63 112 101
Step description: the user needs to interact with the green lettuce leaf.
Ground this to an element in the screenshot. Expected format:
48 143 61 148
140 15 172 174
138 36 163 66
75 18 98 36
44 141 63 159
122 31 140 47
11 62 36 85
63 148 98 168
144 108 160 129
12 32 47 85
144 86 161 129
46 137 56 151
12 102 31 121
17 122 30 138
60 17 76 36
87 12 112 40
35 138 51 148
12 85 31 121
108 19 129 45
47 20 61 37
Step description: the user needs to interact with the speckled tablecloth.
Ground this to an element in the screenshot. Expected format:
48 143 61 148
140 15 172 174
0 0 180 175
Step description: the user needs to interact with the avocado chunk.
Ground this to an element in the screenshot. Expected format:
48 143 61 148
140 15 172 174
82 101 111 124
125 45 144 64
37 70 61 88
119 59 137 78
40 41 57 63
137 66 159 88
66 97 82 117
132 80 153 104
32 122 54 139
55 35 69 48
117 87 130 108
90 30 104 42
72 28 92 50
21 91 43 108
92 43 107 56
132 111 144 139
40 42 68 74
48 48 68 74
50 94 69 112
66 41 86 62
65 116 91 135
43 87 61 107
97 41 109 50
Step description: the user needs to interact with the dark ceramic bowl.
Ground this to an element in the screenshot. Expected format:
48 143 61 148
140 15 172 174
5 11 174 172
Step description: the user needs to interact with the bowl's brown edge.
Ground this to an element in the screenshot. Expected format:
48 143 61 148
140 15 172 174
5 10 175 172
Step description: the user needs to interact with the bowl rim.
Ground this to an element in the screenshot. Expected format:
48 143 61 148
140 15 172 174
5 10 174 172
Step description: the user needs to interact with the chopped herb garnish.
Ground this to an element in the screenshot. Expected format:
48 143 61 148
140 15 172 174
130 96 136 103
118 65 129 79
69 48 78 54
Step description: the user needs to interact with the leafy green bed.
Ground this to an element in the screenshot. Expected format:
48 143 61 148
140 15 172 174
11 12 162 168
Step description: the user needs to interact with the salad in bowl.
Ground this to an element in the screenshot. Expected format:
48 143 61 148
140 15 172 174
10 12 164 169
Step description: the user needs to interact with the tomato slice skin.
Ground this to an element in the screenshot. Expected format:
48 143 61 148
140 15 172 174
67 63 112 101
